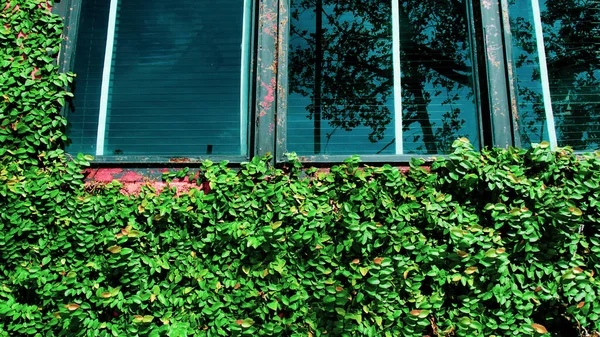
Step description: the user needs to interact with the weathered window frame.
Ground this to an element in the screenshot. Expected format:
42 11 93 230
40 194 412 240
54 0 537 165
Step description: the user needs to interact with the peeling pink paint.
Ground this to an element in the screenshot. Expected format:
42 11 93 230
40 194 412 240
93 168 123 182
260 78 276 111
120 171 145 182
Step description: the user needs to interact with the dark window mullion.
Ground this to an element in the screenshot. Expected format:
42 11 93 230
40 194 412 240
477 0 514 148
253 0 279 161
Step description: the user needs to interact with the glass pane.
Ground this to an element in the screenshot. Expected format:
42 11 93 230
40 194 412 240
66 0 109 155
507 0 548 145
509 0 600 150
287 0 480 155
68 0 248 156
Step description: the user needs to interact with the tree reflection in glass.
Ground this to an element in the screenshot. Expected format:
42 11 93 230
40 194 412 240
287 0 480 155
509 0 600 150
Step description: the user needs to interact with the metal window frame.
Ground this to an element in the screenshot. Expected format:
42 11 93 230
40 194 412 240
55 0 528 166
55 0 259 164
274 0 507 164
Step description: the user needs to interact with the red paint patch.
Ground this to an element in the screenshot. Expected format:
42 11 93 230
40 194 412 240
93 168 123 182
120 171 145 182
260 78 276 111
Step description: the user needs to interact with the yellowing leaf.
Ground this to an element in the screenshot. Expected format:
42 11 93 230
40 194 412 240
496 247 506 254
409 310 422 316
569 207 583 216
456 250 469 258
150 294 156 303
359 267 369 277
128 230 142 238
107 246 121 254
485 248 498 258
270 221 282 229
142 315 154 323
465 266 478 275
100 292 112 298
133 315 144 322
64 303 80 311
531 323 548 334
573 267 584 274
241 318 254 328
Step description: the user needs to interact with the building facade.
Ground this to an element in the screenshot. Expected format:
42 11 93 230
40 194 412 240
53 0 600 165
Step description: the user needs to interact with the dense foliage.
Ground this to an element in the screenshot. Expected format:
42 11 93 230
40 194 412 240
1 1 600 336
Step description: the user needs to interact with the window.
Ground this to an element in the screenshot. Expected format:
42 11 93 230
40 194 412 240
57 0 599 162
65 0 253 157
287 0 481 156
507 0 600 151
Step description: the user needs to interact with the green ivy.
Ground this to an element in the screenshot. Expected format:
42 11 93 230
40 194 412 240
1 1 600 336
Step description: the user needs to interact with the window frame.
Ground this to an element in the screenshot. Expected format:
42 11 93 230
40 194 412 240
54 0 260 164
54 0 547 165
274 0 514 163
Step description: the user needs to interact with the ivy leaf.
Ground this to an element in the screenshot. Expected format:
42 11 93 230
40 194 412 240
107 246 121 254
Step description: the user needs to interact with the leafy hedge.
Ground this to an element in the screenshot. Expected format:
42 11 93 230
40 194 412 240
1 1 600 336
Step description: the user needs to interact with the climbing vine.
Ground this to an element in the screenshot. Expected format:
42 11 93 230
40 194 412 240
1 1 600 336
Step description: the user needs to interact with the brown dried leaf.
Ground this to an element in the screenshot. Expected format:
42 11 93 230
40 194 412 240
64 303 80 311
531 323 548 334
351 259 360 265
373 257 383 265
456 250 468 258
409 310 422 316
